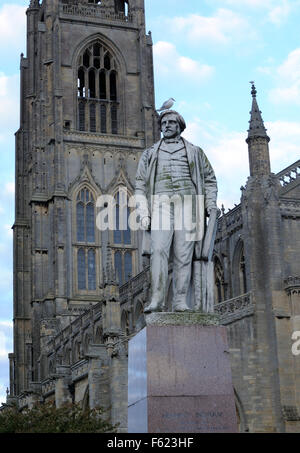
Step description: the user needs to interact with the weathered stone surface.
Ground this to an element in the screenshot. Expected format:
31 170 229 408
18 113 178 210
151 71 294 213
145 312 220 327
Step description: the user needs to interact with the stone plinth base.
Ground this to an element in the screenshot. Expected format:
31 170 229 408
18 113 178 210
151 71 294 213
128 313 237 433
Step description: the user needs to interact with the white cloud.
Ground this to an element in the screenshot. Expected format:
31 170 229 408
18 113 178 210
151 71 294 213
213 0 268 5
270 49 300 104
0 72 20 134
166 9 255 45
277 49 300 82
268 0 292 25
0 180 14 300
180 117 300 210
0 382 8 405
266 120 300 170
0 332 9 360
0 4 26 51
0 321 13 329
182 119 248 210
4 182 15 196
153 41 214 83
211 0 297 26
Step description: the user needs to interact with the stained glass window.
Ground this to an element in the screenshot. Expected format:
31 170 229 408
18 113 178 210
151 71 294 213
76 202 84 242
113 191 131 245
86 203 95 243
124 252 132 283
114 251 122 285
88 249 96 290
100 104 107 133
79 102 85 131
78 248 86 290
76 189 96 292
111 105 118 135
89 104 96 132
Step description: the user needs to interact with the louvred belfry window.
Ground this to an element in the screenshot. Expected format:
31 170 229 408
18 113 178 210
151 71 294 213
77 42 119 134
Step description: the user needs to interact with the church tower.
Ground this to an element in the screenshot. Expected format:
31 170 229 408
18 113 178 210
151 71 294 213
11 0 159 396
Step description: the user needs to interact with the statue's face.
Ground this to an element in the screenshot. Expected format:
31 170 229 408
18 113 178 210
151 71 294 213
161 113 181 139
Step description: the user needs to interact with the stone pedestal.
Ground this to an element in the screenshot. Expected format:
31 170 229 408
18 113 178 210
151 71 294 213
128 313 238 433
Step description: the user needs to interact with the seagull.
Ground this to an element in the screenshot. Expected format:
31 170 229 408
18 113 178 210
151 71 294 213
157 98 175 112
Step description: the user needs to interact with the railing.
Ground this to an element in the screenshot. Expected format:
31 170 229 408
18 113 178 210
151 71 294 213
216 204 242 235
47 302 102 347
215 292 253 324
119 266 150 300
41 378 56 396
276 160 300 187
61 3 133 23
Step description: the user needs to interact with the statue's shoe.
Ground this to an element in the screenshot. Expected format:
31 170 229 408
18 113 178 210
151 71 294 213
173 304 192 312
144 303 163 313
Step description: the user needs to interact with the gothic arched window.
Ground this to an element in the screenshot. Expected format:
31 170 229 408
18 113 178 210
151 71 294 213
232 241 247 297
113 190 131 245
75 188 97 292
121 310 130 336
115 0 129 16
76 188 95 243
95 326 103 344
214 257 225 304
113 247 132 286
77 42 119 134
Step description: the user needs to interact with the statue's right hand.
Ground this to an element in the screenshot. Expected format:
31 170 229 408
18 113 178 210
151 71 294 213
141 216 151 231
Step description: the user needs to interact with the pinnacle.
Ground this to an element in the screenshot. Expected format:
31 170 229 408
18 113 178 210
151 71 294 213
247 82 270 142
29 0 39 8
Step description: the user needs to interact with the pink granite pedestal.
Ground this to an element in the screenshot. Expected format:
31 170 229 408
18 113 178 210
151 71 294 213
128 313 238 433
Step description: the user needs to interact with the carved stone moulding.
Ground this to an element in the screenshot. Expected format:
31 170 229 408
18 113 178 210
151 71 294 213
284 276 300 295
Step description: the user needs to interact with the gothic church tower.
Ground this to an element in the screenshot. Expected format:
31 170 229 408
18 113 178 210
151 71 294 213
12 0 158 396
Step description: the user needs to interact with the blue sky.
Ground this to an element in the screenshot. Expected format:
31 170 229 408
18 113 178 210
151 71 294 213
0 0 300 404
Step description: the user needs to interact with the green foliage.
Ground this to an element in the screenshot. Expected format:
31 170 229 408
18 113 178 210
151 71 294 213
0 402 117 433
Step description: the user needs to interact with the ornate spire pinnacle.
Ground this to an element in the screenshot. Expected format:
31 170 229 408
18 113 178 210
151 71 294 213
246 83 271 176
29 0 39 8
247 82 270 142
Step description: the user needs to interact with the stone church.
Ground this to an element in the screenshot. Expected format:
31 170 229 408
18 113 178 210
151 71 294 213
6 0 300 433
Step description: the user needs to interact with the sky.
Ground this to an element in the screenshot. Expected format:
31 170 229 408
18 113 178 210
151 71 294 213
0 0 300 404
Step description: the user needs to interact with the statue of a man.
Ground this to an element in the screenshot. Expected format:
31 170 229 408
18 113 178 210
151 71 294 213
135 110 218 313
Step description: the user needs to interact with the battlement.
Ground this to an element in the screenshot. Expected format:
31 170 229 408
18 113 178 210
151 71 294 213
60 2 133 23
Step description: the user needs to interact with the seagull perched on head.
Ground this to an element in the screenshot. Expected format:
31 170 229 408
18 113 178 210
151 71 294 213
157 97 175 112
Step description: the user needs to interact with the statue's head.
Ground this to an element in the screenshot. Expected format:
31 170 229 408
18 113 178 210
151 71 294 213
159 110 186 139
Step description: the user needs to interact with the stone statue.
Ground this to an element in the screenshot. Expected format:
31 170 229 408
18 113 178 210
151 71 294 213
135 110 218 313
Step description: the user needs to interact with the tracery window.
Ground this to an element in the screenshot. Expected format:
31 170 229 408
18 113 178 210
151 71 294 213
232 241 247 297
75 188 97 292
77 42 119 134
214 257 225 304
112 189 133 285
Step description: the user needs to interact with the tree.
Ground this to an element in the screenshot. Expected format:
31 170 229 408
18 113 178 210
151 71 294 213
0 402 117 433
